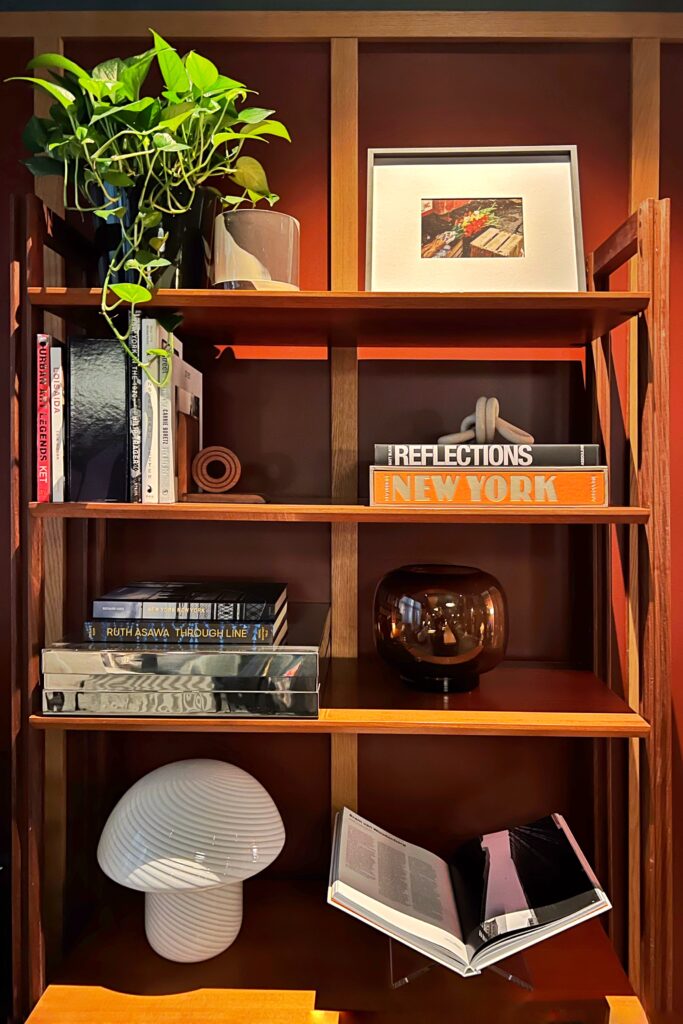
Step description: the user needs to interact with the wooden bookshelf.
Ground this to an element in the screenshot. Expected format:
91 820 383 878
30 659 649 737
6 17 673 1024
27 287 649 347
28 501 651 525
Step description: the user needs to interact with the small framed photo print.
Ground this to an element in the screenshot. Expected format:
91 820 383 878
366 146 586 292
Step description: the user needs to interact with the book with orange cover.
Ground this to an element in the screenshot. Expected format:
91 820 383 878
370 466 608 507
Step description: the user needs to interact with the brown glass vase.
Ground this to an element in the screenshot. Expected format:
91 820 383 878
373 564 508 693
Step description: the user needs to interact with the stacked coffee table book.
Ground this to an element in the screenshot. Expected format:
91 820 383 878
41 582 330 719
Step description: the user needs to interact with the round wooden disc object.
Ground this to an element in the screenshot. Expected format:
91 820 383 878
191 446 242 493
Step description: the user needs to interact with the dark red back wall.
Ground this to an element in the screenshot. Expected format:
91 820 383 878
358 42 631 283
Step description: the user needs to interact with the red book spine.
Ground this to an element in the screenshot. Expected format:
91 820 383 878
36 334 51 502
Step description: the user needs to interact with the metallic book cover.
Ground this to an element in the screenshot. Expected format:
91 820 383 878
43 688 320 717
43 672 320 694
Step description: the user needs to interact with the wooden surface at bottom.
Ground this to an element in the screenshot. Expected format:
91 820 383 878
27 985 339 1023
49 878 633 1019
607 996 649 1023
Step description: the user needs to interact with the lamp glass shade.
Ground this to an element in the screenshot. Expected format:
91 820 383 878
97 759 285 962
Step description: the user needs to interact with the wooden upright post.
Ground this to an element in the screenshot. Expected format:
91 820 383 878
329 38 359 818
628 39 661 1004
32 32 68 986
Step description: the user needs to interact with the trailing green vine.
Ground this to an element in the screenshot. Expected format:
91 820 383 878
8 30 290 383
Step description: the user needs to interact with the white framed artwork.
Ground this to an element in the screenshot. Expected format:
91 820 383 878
366 146 586 292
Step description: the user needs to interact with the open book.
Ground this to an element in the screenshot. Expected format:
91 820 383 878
328 808 610 977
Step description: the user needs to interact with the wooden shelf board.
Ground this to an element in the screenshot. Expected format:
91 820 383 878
28 501 651 525
27 288 649 346
29 659 650 737
27 985 337 1024
50 878 633 1018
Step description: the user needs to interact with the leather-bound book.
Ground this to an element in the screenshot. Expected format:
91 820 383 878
67 337 129 502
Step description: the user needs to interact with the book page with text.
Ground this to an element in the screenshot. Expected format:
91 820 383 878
336 810 464 949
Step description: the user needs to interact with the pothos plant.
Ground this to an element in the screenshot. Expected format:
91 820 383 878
8 30 290 382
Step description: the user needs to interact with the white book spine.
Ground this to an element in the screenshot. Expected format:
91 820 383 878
158 332 183 504
141 320 159 504
49 344 65 502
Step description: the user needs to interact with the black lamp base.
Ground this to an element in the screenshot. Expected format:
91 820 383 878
399 672 480 694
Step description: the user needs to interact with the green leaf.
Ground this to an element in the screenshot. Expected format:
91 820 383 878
185 50 219 92
92 96 158 129
211 129 241 148
237 106 275 125
157 101 194 131
23 155 64 176
230 155 270 194
149 233 168 253
102 170 135 187
6 76 75 110
92 208 121 220
22 115 50 153
76 76 108 101
109 282 152 304
120 50 154 101
152 31 190 95
27 52 88 79
220 193 247 206
140 208 162 229
205 74 247 96
92 57 127 83
125 253 172 271
152 131 189 152
241 118 290 141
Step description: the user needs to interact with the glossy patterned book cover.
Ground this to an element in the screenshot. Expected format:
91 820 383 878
370 467 608 507
43 687 320 717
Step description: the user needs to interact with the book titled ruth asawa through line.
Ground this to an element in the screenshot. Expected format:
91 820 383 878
370 467 608 508
328 809 610 978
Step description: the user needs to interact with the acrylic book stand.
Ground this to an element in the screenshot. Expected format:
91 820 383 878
388 937 533 991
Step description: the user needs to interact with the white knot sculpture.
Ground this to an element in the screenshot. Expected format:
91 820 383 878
97 759 285 963
438 396 534 446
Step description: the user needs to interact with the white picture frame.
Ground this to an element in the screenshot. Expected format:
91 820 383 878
366 146 586 292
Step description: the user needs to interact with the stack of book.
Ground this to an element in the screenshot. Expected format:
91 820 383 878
42 583 331 719
35 316 202 504
369 443 608 508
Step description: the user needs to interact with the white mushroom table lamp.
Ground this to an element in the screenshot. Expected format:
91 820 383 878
97 759 285 963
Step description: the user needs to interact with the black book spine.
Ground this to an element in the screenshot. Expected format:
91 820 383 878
128 314 142 503
83 619 279 644
92 599 282 621
67 337 129 502
374 444 601 468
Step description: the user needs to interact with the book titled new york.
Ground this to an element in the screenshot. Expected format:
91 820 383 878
370 466 608 507
92 582 288 621
67 337 129 502
83 614 286 645
35 334 51 502
374 443 601 468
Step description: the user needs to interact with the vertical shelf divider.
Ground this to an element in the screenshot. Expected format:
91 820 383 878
329 38 359 818
31 32 68 984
